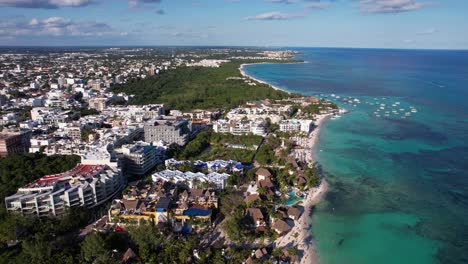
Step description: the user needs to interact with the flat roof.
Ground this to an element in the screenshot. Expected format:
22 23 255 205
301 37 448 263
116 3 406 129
23 164 105 189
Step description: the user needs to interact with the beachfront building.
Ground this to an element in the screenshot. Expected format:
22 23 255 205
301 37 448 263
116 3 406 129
226 100 293 124
5 164 124 217
244 208 267 229
279 119 314 134
152 170 230 189
212 119 266 136
272 219 293 235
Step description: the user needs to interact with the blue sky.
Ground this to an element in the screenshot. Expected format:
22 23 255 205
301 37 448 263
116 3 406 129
0 0 467 49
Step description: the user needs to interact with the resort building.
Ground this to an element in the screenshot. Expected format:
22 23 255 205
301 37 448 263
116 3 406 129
212 119 266 136
5 164 124 217
152 169 230 189
144 118 191 146
272 219 293 235
244 208 267 229
115 141 165 177
226 100 293 124
165 158 244 173
279 119 314 134
108 181 216 229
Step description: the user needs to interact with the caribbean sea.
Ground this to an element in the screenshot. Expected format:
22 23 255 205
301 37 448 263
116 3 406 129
243 48 468 264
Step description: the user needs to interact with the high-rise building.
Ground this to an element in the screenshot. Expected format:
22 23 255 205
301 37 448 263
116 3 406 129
144 118 191 146
115 141 165 177
0 128 32 157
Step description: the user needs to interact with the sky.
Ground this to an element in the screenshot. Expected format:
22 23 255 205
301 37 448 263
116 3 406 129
0 0 467 49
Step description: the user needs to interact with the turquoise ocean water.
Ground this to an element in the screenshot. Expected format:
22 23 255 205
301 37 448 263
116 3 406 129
243 48 468 264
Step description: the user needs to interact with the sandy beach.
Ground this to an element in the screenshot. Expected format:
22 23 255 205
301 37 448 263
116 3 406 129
240 63 333 264
275 180 329 264
274 114 332 264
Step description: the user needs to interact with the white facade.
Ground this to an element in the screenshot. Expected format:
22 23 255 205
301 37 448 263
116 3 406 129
152 169 230 189
212 119 266 136
279 119 314 134
5 164 124 217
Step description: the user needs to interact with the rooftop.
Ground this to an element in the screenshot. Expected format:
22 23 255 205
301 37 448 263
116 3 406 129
22 164 105 189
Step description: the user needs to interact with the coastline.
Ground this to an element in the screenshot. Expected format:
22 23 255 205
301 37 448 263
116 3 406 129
240 63 292 94
274 113 332 264
240 62 332 264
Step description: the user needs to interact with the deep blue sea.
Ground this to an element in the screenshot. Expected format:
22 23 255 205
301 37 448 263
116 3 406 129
244 48 468 264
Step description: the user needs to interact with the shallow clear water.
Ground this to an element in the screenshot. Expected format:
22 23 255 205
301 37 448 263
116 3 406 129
244 48 468 264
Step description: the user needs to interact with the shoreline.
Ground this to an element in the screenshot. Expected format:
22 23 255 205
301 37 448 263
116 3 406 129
240 63 293 94
275 113 332 264
240 62 332 264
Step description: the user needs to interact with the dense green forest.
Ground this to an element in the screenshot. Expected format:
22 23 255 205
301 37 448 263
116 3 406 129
170 130 263 163
112 60 301 111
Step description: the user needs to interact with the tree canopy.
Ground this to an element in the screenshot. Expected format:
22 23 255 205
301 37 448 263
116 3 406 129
112 61 299 111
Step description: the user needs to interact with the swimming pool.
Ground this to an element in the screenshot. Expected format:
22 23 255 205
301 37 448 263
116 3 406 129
284 191 303 206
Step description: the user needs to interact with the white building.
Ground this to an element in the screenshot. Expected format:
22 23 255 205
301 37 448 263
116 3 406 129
152 169 230 189
279 119 314 134
212 119 266 136
30 136 55 153
5 164 124 217
115 141 165 176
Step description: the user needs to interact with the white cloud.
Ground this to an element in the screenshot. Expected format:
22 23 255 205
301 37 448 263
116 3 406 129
358 0 432 14
128 0 161 8
0 16 118 37
170 30 208 39
246 11 305 20
418 28 438 34
306 2 327 9
0 0 96 9
265 0 297 4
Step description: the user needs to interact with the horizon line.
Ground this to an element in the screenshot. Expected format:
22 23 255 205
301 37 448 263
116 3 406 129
0 45 467 52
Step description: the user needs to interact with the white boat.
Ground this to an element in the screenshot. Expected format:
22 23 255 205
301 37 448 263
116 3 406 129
411 109 417 113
